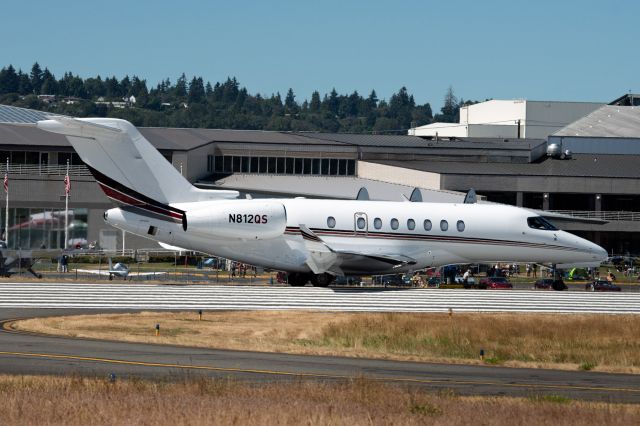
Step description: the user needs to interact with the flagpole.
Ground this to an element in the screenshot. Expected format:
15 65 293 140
4 158 8 247
64 160 69 250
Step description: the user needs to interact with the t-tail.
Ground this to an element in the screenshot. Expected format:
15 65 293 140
36 117 238 224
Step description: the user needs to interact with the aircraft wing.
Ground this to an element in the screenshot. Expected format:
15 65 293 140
75 269 111 276
297 225 416 275
128 271 167 276
527 209 608 225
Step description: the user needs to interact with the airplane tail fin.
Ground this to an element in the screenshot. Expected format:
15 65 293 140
36 117 238 205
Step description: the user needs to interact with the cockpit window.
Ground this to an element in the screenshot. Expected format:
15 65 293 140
527 216 558 231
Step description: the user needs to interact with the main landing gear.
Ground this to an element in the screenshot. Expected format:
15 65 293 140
287 272 334 287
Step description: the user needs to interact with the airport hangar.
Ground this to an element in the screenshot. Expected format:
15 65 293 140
0 97 639 256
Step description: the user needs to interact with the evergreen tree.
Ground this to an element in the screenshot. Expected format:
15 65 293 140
309 90 321 113
284 88 298 114
30 62 43 94
175 73 187 98
188 76 205 103
130 76 148 98
105 76 119 98
435 85 459 123
0 65 19 94
120 75 131 97
367 89 378 109
327 88 339 115
17 70 32 95
40 68 57 94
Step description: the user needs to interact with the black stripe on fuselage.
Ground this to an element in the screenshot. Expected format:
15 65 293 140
86 164 185 223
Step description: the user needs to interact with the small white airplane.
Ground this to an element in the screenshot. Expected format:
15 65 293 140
77 258 166 280
25 114 607 287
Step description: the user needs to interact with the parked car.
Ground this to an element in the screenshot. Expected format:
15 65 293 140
534 278 568 291
585 280 621 292
478 276 513 289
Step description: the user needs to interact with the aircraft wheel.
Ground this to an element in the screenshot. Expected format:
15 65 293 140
311 273 334 287
288 273 310 287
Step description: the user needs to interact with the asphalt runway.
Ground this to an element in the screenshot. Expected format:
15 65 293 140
1 307 639 403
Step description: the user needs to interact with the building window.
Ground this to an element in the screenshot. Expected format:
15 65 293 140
330 159 338 175
373 217 382 229
390 218 399 230
457 220 465 232
259 157 268 173
327 216 336 228
407 219 415 230
423 219 432 231
210 156 357 177
223 156 232 173
440 220 448 231
338 159 347 175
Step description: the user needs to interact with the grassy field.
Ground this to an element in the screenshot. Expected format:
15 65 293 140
0 375 638 425
13 311 640 373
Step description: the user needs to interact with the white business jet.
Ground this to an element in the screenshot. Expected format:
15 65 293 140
31 115 606 286
77 258 166 280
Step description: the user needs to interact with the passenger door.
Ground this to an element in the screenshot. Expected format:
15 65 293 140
354 212 368 236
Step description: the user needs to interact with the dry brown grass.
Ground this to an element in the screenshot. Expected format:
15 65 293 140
0 374 638 425
13 311 640 373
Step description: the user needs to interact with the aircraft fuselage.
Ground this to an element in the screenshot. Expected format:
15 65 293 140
104 198 606 275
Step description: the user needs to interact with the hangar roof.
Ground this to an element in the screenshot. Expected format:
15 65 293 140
374 154 640 179
554 105 640 138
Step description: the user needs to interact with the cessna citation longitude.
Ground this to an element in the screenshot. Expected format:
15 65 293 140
30 115 607 286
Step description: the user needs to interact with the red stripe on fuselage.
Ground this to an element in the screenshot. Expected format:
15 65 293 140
98 183 182 221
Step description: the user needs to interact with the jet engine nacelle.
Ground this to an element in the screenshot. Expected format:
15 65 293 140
184 200 287 240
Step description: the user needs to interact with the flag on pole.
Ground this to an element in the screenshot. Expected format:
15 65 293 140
64 174 71 195
3 173 7 193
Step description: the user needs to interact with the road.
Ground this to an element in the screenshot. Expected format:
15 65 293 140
0 283 639 403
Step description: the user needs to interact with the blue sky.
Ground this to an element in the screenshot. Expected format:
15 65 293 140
1 0 637 110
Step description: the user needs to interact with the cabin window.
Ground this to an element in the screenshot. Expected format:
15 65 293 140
373 218 382 229
390 218 399 230
407 219 415 230
440 220 448 231
356 217 366 230
327 216 336 228
423 219 432 231
527 216 558 231
457 220 465 232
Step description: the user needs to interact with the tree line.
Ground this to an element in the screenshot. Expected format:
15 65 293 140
0 62 471 133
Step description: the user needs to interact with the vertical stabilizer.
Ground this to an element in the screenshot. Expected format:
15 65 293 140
36 117 238 204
